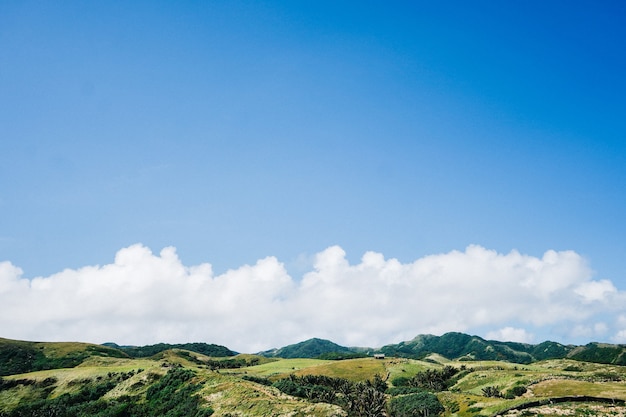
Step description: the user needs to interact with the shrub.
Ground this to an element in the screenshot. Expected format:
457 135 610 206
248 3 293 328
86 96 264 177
481 386 502 398
387 386 424 396
504 385 527 398
241 375 273 386
391 376 411 387
388 392 444 417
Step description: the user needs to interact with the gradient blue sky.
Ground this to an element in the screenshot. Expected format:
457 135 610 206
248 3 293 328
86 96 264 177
2 1 626 349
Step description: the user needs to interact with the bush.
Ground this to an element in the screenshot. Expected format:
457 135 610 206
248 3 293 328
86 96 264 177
386 386 424 396
388 392 444 417
481 386 502 398
504 385 527 398
1 367 213 417
391 376 411 387
407 366 459 391
241 375 273 386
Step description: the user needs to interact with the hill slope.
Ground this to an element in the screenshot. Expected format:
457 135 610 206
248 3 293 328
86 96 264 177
257 332 626 365
377 332 626 365
103 342 236 358
0 337 127 376
259 338 354 359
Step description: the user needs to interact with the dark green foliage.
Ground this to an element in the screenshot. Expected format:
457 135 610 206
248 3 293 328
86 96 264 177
316 352 369 360
204 358 256 369
141 368 212 417
569 343 626 365
261 338 355 359
367 373 388 393
504 385 527 398
272 375 337 403
0 340 127 376
592 371 622 381
388 392 444 417
113 342 235 358
273 378 307 397
272 374 387 416
175 350 259 369
0 377 22 391
0 368 213 417
481 386 502 398
378 332 555 363
0 378 118 417
241 375 273 386
530 341 572 360
391 376 411 387
386 386 425 396
347 382 386 417
406 366 459 392
0 342 44 376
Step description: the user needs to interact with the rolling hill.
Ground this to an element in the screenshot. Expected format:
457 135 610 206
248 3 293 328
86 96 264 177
258 337 355 359
103 342 236 358
0 337 127 376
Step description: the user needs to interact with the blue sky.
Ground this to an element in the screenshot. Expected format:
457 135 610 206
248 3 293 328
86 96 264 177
1 1 626 350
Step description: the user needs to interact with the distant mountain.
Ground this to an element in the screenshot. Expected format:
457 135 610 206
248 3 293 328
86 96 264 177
567 342 626 365
258 338 354 359
258 332 626 365
102 342 236 358
378 332 626 365
378 332 538 363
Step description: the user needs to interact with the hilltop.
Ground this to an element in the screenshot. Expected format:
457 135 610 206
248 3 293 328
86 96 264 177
258 337 358 359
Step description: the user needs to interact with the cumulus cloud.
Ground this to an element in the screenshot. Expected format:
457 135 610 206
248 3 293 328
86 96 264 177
486 327 535 344
1 244 625 352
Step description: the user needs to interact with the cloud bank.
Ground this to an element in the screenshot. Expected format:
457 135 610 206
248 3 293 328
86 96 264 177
1 244 625 352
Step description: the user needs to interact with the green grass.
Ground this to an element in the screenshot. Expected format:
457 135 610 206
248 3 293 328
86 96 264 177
198 373 344 416
292 357 387 381
230 358 332 378
386 358 443 384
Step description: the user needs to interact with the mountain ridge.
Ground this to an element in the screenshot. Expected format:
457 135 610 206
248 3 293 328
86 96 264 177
258 332 626 365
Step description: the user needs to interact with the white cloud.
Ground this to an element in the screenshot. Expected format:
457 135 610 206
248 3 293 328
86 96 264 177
486 327 534 344
567 322 609 340
612 330 626 344
574 280 617 303
1 244 624 352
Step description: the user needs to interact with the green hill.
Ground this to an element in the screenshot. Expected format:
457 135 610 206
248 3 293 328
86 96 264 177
103 342 236 358
377 332 572 363
375 332 626 365
255 333 626 366
567 342 626 365
0 337 127 376
259 338 355 359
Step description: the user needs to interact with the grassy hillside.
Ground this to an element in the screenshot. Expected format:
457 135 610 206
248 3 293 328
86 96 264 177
4 337 626 416
0 338 127 376
0 348 343 417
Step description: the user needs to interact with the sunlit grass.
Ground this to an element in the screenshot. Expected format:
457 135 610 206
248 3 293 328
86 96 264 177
230 358 332 378
292 357 387 381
